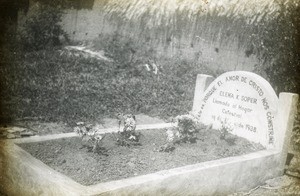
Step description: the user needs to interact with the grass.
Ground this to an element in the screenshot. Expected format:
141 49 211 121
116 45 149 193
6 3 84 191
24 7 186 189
0 40 215 124
0 31 298 152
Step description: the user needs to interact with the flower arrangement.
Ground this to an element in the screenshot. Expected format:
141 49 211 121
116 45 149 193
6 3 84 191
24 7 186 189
74 122 106 153
218 119 236 145
174 113 202 143
74 113 141 154
159 113 205 152
116 114 142 146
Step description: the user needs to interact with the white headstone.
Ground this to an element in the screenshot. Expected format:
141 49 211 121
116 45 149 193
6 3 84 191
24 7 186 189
196 71 278 148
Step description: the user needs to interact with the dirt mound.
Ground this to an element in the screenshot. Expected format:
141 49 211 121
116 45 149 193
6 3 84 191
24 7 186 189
19 128 264 186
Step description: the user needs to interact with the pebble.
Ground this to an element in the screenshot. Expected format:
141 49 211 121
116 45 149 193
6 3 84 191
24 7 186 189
6 127 26 133
6 133 16 139
138 161 145 165
130 157 137 162
127 162 135 167
46 158 53 163
265 175 294 188
20 131 35 137
60 159 66 164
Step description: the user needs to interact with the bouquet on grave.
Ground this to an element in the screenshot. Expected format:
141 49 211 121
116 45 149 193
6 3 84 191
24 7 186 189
174 113 204 143
74 122 106 153
116 114 142 146
159 113 205 152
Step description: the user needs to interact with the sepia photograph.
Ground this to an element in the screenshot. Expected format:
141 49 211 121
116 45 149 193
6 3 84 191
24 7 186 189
0 0 299 195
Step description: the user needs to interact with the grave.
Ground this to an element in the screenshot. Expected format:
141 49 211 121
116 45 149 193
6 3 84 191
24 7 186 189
193 71 278 149
0 71 298 195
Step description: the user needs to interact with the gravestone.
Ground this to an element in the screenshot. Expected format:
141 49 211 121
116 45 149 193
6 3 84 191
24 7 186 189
196 71 278 148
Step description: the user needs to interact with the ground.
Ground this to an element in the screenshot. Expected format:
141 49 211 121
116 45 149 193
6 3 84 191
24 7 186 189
19 126 263 186
2 114 300 194
230 175 300 195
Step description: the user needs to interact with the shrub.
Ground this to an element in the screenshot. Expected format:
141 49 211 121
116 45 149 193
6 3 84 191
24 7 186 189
0 26 215 123
0 44 214 122
115 114 142 147
74 123 107 153
18 2 68 51
159 113 205 152
249 1 300 94
247 1 300 151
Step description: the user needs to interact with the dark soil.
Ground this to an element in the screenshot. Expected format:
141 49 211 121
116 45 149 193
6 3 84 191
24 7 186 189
19 128 264 186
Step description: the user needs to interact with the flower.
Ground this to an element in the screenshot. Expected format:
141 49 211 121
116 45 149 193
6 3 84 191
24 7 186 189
166 128 175 142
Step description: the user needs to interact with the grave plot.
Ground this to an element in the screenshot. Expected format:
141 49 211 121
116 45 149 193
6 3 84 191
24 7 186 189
0 71 298 196
18 127 264 186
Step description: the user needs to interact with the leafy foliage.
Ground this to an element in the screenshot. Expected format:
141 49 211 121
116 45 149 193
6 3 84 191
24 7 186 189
218 120 236 146
247 1 300 151
249 1 300 94
74 114 141 152
115 131 142 147
292 102 300 151
159 113 205 152
17 1 68 51
174 114 203 143
74 122 107 153
115 114 142 147
0 30 214 123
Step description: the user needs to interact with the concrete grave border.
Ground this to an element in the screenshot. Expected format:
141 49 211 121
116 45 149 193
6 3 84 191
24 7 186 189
0 72 298 195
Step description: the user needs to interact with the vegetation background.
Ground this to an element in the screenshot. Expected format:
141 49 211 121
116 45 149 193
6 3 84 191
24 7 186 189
0 0 299 151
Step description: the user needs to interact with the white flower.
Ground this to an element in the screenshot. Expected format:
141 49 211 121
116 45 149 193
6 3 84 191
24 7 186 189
123 114 136 132
76 122 85 126
175 130 181 138
128 135 136 141
166 129 175 142
74 126 81 135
